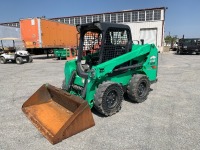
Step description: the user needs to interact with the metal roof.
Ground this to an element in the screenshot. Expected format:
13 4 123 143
51 7 166 19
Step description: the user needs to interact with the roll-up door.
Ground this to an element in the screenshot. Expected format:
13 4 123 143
139 28 157 45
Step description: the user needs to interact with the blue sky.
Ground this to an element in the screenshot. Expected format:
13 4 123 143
0 0 199 38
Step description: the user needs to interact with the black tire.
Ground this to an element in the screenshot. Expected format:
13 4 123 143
28 56 33 63
177 49 182 55
0 57 6 64
94 81 123 116
127 74 150 103
61 79 67 90
16 57 23 64
48 49 54 54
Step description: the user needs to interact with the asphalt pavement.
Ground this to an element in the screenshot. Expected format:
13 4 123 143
0 52 200 150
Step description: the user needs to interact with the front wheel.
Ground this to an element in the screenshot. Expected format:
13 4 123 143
94 81 124 116
127 74 150 103
16 57 23 64
0 57 6 64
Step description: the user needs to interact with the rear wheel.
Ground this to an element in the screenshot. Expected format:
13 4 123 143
16 57 23 64
127 74 150 103
0 57 6 64
28 56 33 63
94 81 123 116
48 49 54 54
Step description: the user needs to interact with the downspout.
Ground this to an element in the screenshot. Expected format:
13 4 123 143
161 7 168 49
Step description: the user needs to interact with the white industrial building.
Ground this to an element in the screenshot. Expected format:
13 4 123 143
0 7 166 51
51 7 166 52
0 25 20 38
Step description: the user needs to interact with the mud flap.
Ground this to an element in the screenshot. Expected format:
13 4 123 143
22 84 95 144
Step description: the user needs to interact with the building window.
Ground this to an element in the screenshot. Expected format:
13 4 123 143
154 10 161 20
124 12 131 22
81 16 86 24
111 13 117 23
132 11 138 22
87 16 92 23
60 19 64 23
105 14 111 22
64 18 70 24
59 19 65 23
70 18 74 24
146 10 153 21
117 13 123 23
93 15 99 21
99 15 103 22
139 11 145 21
74 17 80 25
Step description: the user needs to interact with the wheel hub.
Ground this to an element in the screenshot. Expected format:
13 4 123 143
106 90 118 109
138 82 146 97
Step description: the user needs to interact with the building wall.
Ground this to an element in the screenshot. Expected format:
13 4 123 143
124 8 165 52
0 25 20 38
124 20 164 51
52 7 166 52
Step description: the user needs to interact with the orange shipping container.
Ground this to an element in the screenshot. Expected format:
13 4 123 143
20 18 78 49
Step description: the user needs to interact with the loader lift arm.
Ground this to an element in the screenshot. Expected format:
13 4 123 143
91 44 158 82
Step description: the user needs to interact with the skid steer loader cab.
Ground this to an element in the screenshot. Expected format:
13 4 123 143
76 22 132 78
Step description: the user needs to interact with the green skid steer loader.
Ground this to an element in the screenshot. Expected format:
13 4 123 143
22 22 158 144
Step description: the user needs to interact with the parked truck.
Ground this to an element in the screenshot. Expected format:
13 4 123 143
20 18 78 55
177 36 200 54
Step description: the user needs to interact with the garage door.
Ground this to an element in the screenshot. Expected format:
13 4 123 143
139 28 157 45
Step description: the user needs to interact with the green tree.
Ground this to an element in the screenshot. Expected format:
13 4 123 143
165 35 178 46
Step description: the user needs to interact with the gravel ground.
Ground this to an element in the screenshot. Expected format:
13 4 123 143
0 52 200 150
